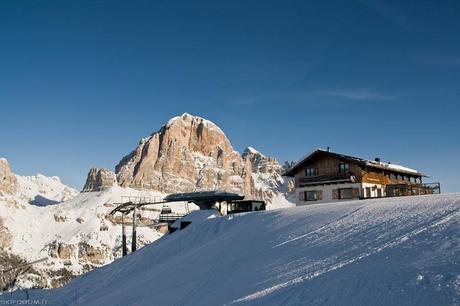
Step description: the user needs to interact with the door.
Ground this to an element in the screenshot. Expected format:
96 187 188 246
366 187 371 198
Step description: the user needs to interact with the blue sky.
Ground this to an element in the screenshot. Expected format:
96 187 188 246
1 0 459 192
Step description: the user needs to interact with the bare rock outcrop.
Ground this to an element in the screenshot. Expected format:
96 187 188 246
0 218 12 250
78 242 109 265
82 168 117 192
116 113 259 197
242 147 282 174
83 113 290 202
0 158 18 195
241 146 292 199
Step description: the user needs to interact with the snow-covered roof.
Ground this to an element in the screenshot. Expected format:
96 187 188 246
164 191 244 203
170 208 221 229
284 149 427 177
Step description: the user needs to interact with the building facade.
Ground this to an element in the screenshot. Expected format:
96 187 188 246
284 149 438 205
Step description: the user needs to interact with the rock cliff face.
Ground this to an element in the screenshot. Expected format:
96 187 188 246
242 146 282 175
82 168 117 192
0 158 18 195
241 147 287 200
113 113 285 201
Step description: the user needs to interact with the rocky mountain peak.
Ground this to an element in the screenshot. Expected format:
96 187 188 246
114 113 248 194
82 168 117 192
242 146 282 174
81 114 291 201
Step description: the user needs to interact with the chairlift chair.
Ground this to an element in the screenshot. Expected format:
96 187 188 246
161 205 172 214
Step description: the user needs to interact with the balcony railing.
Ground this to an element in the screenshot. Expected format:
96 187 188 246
385 182 441 197
299 172 356 187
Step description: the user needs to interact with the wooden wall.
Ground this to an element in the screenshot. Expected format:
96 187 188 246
362 170 420 186
295 155 362 187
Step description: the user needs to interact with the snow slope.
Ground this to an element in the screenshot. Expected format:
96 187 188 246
15 174 78 206
0 184 173 288
7 193 460 305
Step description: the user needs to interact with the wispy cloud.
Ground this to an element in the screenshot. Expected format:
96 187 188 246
231 97 261 106
231 88 398 107
357 0 411 31
423 56 460 67
314 88 397 101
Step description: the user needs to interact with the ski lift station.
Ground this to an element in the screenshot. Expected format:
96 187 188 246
109 191 266 256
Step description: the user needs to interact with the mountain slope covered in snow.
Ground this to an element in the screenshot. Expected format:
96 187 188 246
10 193 460 305
0 158 165 289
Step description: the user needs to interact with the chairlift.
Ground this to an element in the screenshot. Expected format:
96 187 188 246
161 205 172 214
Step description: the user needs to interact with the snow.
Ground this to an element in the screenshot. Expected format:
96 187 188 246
14 174 78 206
6 193 460 305
252 172 280 191
170 209 221 229
268 192 296 209
1 183 166 284
167 113 225 135
245 146 263 156
368 161 419 174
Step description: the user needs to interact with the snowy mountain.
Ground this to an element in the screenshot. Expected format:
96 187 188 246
0 158 165 289
85 113 294 205
0 158 78 206
0 113 294 290
6 193 460 305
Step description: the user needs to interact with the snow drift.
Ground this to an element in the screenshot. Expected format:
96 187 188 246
6 193 460 305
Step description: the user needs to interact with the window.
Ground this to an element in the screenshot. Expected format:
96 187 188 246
305 167 317 177
305 191 317 201
339 188 353 199
339 163 349 174
397 174 403 180
410 176 416 183
390 173 397 180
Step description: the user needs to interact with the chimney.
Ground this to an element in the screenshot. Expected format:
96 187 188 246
327 146 330 152
374 157 381 163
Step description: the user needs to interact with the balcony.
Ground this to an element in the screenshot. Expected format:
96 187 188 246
385 182 441 197
298 173 355 187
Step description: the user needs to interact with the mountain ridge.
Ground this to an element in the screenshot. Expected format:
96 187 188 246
84 113 292 203
0 113 294 290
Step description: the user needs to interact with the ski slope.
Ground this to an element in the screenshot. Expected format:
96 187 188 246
4 193 460 305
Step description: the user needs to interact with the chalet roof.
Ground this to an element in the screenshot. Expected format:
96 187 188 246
283 149 428 177
164 191 244 203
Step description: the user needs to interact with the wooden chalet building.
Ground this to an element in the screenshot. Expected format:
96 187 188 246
284 149 440 205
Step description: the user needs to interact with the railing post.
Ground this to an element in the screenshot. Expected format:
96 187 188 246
132 206 137 252
121 213 127 256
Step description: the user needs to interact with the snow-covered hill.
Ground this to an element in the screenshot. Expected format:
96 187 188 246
8 193 460 305
0 158 168 289
15 174 78 206
0 158 78 205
